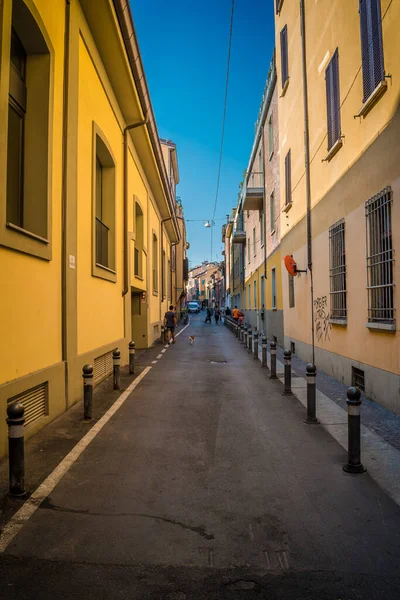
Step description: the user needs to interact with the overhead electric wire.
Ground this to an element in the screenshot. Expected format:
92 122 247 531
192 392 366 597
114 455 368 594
211 0 235 223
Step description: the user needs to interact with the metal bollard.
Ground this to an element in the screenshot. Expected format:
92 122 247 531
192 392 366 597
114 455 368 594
282 349 293 395
82 364 93 420
244 326 248 348
113 348 121 391
304 364 319 424
269 341 277 379
261 335 268 368
248 327 253 354
6 402 26 497
240 325 244 343
343 387 366 474
129 341 136 375
253 330 259 360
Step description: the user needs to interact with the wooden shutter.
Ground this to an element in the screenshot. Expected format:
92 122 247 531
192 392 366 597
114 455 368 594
285 150 291 205
280 25 288 88
326 49 341 150
359 0 384 102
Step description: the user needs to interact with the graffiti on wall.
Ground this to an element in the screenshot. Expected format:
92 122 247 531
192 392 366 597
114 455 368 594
314 296 331 342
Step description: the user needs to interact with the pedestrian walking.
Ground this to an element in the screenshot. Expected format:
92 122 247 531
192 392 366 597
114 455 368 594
205 307 212 323
214 306 220 324
164 305 177 344
225 306 231 317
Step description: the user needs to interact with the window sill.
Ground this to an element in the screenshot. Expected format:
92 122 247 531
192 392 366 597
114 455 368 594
270 229 276 235
329 318 347 327
356 81 388 119
92 262 117 283
6 222 49 244
280 78 289 97
324 138 343 162
1 222 52 261
269 151 274 161
272 307 277 311
276 0 284 13
153 291 159 296
134 274 144 281
283 201 292 213
366 322 396 332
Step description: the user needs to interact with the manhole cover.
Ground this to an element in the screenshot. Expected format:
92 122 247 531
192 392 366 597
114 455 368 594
210 360 227 364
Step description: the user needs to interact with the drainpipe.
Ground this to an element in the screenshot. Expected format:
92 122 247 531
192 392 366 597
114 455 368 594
122 119 148 298
300 0 315 364
61 0 71 407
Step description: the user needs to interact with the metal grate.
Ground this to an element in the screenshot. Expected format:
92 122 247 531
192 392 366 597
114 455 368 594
93 351 113 385
8 382 48 428
329 219 347 320
365 187 394 323
352 367 365 392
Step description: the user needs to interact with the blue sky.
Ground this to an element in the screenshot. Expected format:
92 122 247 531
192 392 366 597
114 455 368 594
131 0 275 268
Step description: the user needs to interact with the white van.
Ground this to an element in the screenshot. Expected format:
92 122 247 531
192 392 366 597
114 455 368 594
188 301 200 314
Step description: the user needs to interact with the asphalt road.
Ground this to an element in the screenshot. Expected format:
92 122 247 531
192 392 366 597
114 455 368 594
1 314 400 599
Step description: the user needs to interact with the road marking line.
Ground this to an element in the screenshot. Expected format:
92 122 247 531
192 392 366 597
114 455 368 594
156 354 163 359
151 360 157 364
175 319 191 338
164 345 169 348
161 349 166 353
264 551 271 569
276 550 289 571
248 523 254 541
0 366 152 554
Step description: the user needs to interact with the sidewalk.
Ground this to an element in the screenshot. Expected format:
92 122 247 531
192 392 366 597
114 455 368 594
227 322 400 508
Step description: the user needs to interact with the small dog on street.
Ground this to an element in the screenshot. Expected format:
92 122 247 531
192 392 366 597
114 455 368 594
189 335 195 344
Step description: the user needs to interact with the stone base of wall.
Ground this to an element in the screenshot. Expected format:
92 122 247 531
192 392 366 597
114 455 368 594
243 309 284 346
285 336 400 415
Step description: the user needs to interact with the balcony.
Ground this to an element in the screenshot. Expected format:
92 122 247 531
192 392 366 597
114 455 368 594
243 172 264 211
232 229 246 244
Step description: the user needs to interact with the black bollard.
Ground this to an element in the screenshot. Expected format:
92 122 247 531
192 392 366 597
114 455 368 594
261 335 268 368
244 326 248 349
247 327 252 354
6 402 26 497
304 364 319 424
269 341 277 379
253 330 259 360
82 364 93 420
240 324 244 343
113 348 121 391
282 349 293 395
343 387 366 474
129 341 135 375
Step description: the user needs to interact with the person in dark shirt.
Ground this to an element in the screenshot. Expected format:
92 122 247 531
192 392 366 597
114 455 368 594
164 305 177 344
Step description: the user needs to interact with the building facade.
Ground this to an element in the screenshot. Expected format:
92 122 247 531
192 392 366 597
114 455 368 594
276 0 400 412
0 0 185 458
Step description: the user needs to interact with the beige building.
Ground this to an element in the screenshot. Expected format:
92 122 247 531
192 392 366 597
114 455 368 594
276 0 400 412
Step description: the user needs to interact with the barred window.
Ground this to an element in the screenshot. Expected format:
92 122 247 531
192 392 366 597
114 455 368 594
280 25 289 89
359 0 384 103
285 150 291 206
365 187 394 323
325 49 341 151
329 219 347 320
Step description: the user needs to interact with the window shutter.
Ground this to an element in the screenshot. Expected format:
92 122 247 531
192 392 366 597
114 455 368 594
285 150 291 205
359 0 384 102
326 50 341 150
280 25 288 87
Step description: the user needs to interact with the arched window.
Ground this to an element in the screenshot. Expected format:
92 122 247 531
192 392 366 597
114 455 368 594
152 233 158 293
4 0 52 259
134 201 143 278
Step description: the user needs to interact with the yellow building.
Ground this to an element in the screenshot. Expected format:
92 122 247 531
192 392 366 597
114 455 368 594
276 0 400 411
0 0 182 458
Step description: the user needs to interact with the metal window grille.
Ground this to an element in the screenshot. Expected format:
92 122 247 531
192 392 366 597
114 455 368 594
280 25 289 88
329 219 347 320
325 49 341 150
288 272 295 308
285 150 291 206
352 367 365 392
359 0 384 103
8 382 48 428
365 187 394 323
276 0 284 13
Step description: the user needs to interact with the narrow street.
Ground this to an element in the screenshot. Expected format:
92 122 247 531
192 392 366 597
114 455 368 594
1 314 400 599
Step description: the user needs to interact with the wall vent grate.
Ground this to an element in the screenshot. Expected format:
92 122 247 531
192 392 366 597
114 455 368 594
8 382 48 428
352 367 365 392
93 351 113 385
